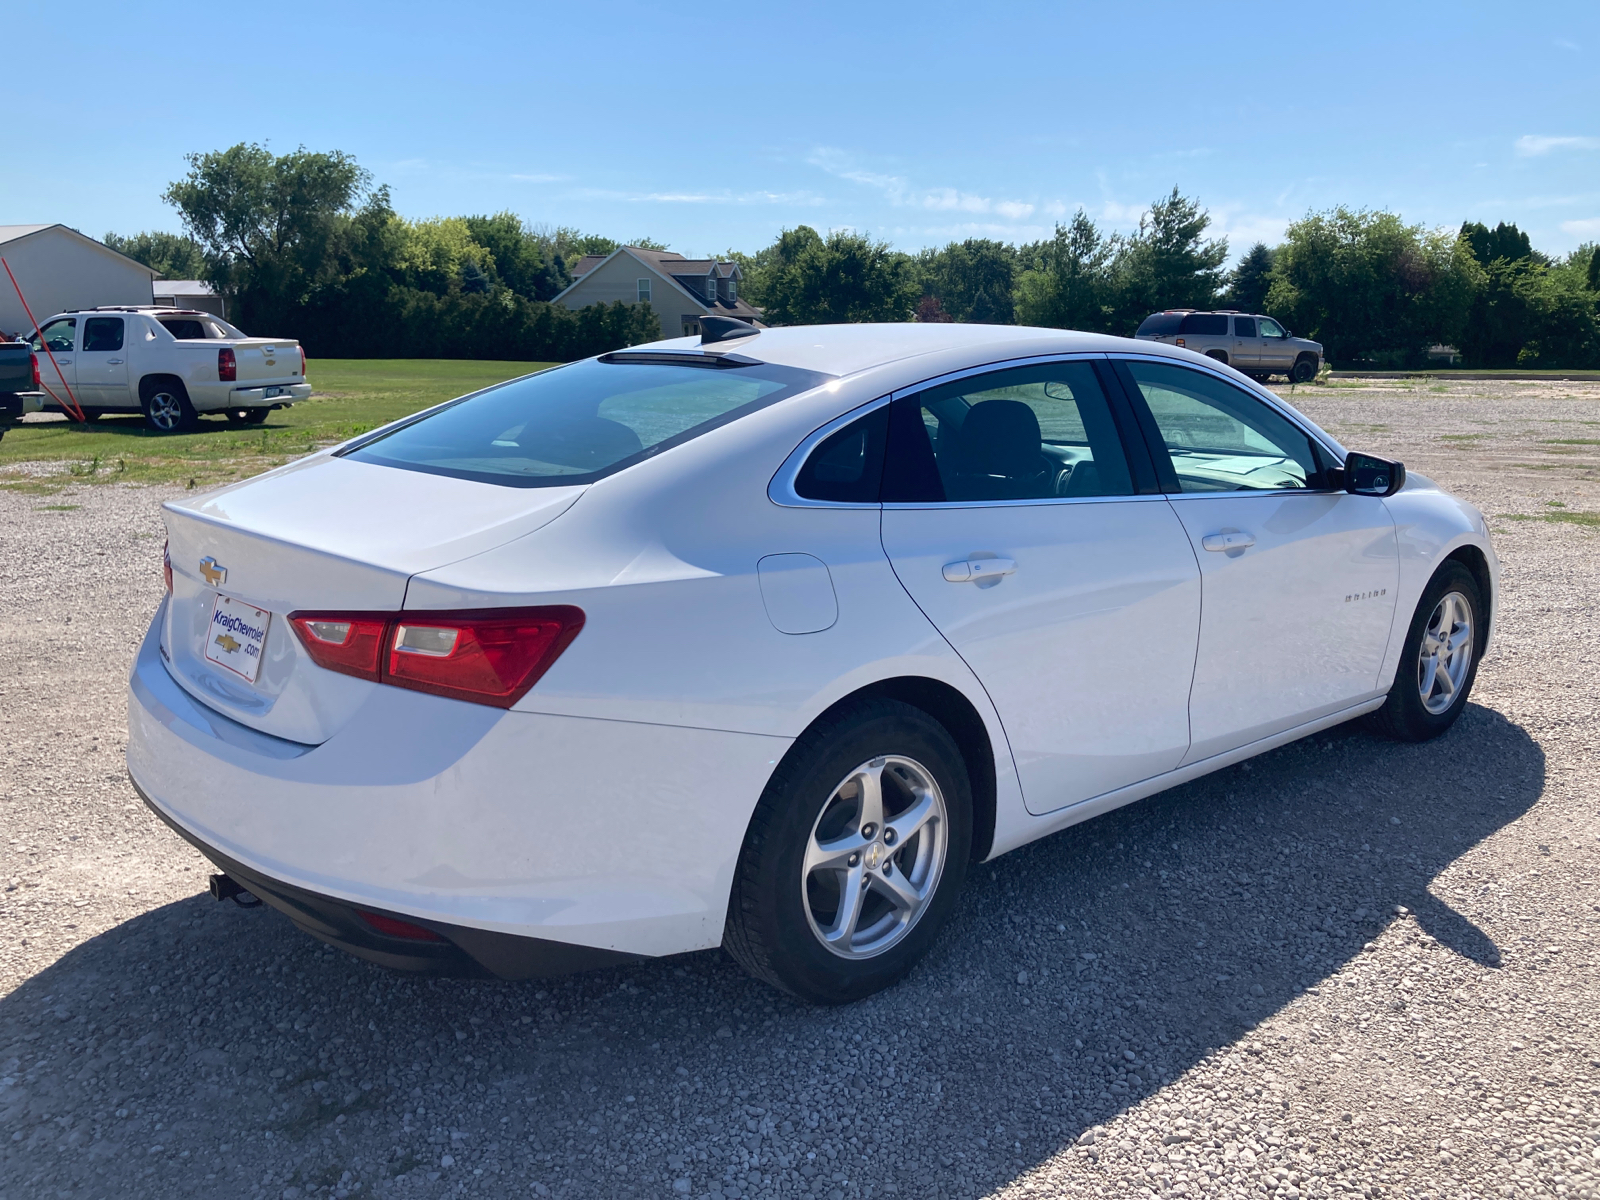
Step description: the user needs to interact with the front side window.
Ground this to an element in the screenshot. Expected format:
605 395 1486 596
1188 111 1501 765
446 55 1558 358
343 357 830 488
1121 361 1323 493
32 317 75 353
637 278 651 303
82 317 124 352
1233 316 1257 338
1258 317 1286 338
885 362 1134 503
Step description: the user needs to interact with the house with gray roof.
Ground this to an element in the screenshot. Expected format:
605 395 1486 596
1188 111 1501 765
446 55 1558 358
552 247 763 340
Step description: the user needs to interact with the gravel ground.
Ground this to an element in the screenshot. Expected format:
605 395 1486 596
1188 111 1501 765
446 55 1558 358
2 378 1598 1200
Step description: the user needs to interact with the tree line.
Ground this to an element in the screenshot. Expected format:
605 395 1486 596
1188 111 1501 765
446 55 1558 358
111 144 1600 367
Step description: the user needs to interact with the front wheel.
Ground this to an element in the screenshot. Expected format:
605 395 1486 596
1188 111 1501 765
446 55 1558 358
1371 561 1483 741
723 698 971 1004
1290 356 1318 384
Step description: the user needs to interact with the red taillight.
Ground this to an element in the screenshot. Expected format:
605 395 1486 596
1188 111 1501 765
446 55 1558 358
298 346 307 378
218 347 237 382
30 350 40 389
359 911 442 942
288 606 584 709
162 540 173 594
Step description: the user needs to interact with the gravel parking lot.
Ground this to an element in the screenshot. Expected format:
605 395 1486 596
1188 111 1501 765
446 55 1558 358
2 377 1598 1200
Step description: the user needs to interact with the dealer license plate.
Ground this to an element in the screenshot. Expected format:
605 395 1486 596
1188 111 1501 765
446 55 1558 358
204 594 272 684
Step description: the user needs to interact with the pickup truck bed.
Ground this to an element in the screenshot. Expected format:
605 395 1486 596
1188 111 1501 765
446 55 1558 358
0 341 43 441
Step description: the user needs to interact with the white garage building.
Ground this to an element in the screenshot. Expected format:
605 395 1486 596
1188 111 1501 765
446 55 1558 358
0 225 157 339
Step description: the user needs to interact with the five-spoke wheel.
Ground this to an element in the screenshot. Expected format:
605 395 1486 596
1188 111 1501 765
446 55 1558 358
1373 560 1483 741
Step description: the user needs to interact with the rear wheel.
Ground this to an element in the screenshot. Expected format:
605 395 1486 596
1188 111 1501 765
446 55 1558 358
141 379 196 432
1371 561 1483 741
225 408 269 425
1290 356 1318 384
1206 350 1229 365
723 698 971 1004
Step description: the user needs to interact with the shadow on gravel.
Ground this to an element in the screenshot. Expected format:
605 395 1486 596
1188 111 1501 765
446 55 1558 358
0 703 1541 1200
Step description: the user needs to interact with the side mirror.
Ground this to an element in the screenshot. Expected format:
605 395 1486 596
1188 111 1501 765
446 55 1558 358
1344 451 1405 497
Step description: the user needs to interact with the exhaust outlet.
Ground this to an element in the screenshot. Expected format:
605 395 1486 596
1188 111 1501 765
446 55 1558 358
209 873 262 908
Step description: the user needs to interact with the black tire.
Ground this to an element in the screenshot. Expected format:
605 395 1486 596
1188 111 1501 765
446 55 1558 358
1371 561 1484 742
140 379 197 432
1290 356 1318 384
226 408 269 425
723 697 972 1004
1205 350 1229 365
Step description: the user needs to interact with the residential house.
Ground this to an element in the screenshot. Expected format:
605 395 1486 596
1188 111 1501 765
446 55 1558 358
151 280 226 319
552 247 763 340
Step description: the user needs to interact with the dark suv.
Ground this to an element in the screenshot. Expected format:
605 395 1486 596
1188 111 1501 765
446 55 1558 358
1135 310 1322 383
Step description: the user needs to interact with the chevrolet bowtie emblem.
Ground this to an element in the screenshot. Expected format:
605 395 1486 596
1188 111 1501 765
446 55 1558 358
199 556 226 587
214 633 241 653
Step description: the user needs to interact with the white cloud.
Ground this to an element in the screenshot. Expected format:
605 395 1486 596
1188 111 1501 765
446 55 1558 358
1560 217 1600 237
510 173 567 183
568 187 825 207
1514 135 1600 157
807 147 1043 225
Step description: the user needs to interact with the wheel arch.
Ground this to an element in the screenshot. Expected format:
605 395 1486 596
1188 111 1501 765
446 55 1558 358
1444 542 1493 655
793 676 997 863
138 372 188 403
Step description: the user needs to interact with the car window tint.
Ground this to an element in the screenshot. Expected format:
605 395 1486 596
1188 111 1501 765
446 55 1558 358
795 406 888 503
32 318 76 354
1258 317 1286 338
892 362 1133 502
1136 313 1183 337
1178 313 1229 336
82 317 124 352
344 357 830 489
1233 317 1257 338
161 319 209 340
1123 361 1321 493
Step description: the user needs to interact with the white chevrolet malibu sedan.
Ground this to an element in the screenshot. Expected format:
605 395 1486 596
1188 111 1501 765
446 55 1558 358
127 321 1497 1003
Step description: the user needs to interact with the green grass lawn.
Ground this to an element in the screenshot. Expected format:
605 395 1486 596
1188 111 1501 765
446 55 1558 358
0 359 553 493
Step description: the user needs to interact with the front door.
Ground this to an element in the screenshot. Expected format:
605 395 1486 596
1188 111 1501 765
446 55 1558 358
1115 358 1399 761
879 359 1201 816
76 316 132 408
30 317 78 407
1256 317 1294 373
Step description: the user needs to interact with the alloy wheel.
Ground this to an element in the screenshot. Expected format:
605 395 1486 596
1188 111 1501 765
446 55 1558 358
801 755 948 959
147 391 184 431
1417 590 1474 715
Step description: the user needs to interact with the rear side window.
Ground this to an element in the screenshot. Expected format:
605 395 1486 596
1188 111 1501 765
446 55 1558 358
1178 313 1229 336
795 406 888 503
1136 313 1183 337
82 317 124 352
160 319 209 340
1233 316 1257 337
343 357 831 488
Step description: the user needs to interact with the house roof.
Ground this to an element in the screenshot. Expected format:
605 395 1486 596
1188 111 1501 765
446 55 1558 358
553 246 761 321
0 224 158 276
151 280 216 295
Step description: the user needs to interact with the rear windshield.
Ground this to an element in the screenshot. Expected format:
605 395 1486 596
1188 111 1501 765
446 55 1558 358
341 356 832 488
1136 313 1184 337
160 317 234 339
1178 313 1230 335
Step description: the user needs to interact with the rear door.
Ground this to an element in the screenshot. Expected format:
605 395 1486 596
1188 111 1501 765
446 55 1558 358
1114 357 1398 761
77 316 132 408
1230 316 1263 370
29 317 78 405
1177 312 1231 362
878 358 1201 816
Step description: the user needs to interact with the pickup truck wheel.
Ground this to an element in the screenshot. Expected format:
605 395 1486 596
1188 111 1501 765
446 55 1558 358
1205 350 1229 365
1290 356 1318 384
141 381 196 433
225 408 269 425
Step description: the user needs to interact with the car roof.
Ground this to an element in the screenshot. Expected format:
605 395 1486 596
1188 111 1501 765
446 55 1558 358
638 323 1158 378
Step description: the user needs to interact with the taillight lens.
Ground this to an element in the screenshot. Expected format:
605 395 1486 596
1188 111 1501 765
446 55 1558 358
30 351 40 389
298 346 307 378
218 347 237 382
359 911 442 942
288 606 584 709
162 540 173 594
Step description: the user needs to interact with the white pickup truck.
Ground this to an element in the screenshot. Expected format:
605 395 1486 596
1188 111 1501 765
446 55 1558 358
30 307 311 431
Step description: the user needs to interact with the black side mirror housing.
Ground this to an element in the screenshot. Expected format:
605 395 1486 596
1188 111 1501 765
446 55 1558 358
1344 451 1405 497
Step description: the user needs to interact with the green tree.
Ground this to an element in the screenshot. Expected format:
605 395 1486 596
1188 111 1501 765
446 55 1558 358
915 239 1018 324
163 142 388 331
103 230 207 279
1586 244 1600 292
1460 221 1536 267
1225 242 1276 313
464 212 569 300
756 226 918 325
1110 187 1228 330
1012 210 1116 331
1266 208 1482 366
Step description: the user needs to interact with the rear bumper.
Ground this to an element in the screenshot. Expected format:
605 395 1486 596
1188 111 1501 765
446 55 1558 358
133 776 637 979
1 391 44 418
126 604 787 965
223 382 312 408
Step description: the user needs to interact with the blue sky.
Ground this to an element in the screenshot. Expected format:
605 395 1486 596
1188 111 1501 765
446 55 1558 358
4 0 1598 262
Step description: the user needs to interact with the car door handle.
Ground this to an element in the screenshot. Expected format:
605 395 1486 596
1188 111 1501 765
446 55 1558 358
107 358 123 364
942 557 1017 582
1201 532 1256 552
